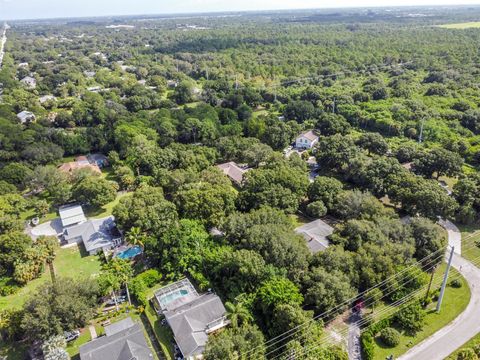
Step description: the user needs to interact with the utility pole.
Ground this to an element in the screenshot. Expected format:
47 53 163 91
332 97 336 114
418 117 426 143
206 68 209 81
235 74 239 90
436 246 455 313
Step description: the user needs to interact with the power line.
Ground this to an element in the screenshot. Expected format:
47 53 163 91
296 252 480 360
255 237 480 359
266 248 452 360
245 244 449 359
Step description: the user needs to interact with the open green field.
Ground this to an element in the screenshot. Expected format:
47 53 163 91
374 268 471 359
439 22 480 29
0 244 102 310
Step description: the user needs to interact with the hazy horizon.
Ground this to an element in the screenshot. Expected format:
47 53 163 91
2 0 480 21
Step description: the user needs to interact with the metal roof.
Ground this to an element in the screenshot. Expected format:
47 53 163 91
59 204 86 227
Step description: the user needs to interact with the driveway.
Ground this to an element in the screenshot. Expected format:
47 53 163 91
347 313 362 360
398 221 480 360
29 218 63 239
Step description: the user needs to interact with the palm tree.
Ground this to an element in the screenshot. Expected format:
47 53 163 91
225 301 253 328
126 227 146 249
37 236 58 283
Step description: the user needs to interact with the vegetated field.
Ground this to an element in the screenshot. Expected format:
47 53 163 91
374 267 471 359
86 191 132 219
458 224 480 264
0 244 102 310
439 22 480 29
447 331 480 359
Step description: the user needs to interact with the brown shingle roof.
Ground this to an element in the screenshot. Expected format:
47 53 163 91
298 130 319 142
217 162 247 185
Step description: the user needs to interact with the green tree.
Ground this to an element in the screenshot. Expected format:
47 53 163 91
307 176 344 210
225 300 253 328
72 177 118 208
356 132 389 155
394 301 426 335
204 323 266 360
21 278 100 341
304 267 356 315
113 185 178 237
409 217 448 268
0 163 33 190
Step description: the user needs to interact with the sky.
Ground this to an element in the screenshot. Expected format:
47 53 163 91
2 0 480 20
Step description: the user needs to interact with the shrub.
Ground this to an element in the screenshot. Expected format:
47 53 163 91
361 332 375 360
306 200 327 218
135 269 161 288
457 348 478 360
472 343 480 356
379 327 401 347
394 301 426 335
450 279 462 288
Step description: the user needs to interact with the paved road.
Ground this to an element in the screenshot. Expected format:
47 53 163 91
399 222 480 360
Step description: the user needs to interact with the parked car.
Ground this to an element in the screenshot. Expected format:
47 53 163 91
64 330 80 342
105 296 127 306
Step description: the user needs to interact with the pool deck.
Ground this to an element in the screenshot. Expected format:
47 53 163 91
153 279 199 312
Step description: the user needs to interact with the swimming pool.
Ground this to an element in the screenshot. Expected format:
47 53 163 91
116 245 142 259
159 289 189 307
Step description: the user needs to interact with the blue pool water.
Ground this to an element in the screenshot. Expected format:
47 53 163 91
159 289 189 307
116 246 142 259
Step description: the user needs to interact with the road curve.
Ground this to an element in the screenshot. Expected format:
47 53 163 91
398 222 480 360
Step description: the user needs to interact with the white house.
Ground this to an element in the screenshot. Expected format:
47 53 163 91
295 130 319 149
20 76 36 89
16 111 36 124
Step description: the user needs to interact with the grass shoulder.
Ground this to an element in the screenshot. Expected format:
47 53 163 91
373 268 470 359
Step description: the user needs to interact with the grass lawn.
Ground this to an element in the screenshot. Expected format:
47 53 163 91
289 213 312 228
373 268 470 360
86 191 132 219
0 244 102 310
66 328 91 359
458 224 480 264
20 206 57 224
438 22 480 29
144 302 175 360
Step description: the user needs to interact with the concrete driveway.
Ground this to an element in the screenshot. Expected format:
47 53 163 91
30 218 63 239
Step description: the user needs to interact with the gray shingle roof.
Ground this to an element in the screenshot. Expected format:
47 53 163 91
165 293 227 358
64 216 120 253
295 219 333 254
80 322 153 360
104 317 135 337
